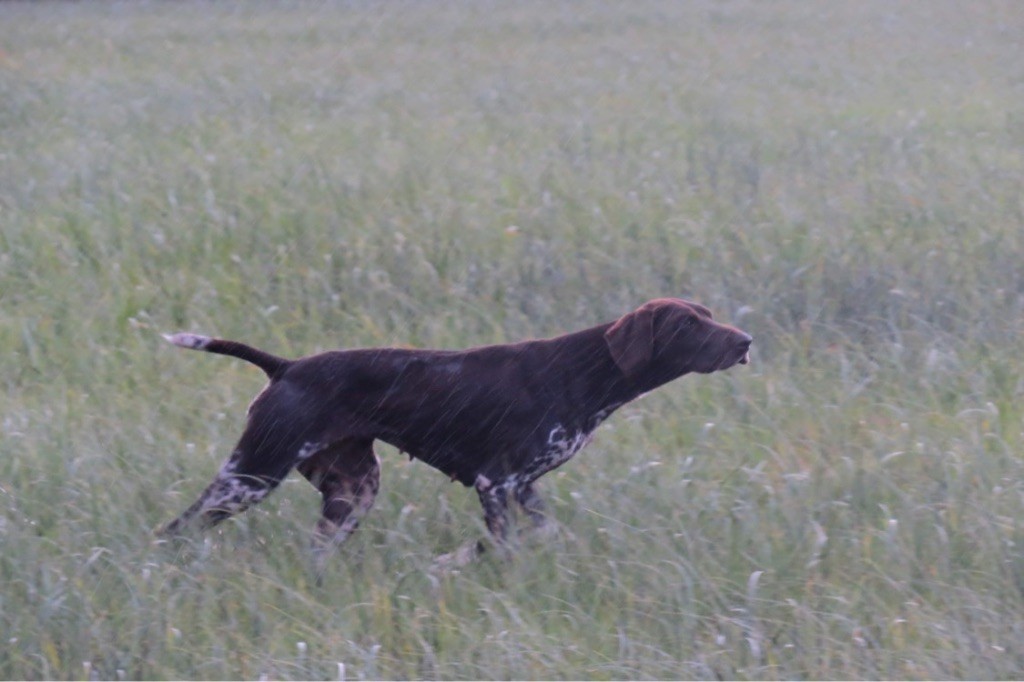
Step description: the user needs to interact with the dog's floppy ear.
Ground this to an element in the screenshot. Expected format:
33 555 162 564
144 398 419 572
604 304 656 378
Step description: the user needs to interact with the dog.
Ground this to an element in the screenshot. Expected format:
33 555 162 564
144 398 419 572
157 298 752 566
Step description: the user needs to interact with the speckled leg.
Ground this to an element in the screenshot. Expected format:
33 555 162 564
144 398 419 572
515 483 551 530
158 450 278 536
476 474 514 545
297 439 380 569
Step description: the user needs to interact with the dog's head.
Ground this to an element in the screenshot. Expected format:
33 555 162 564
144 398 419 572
604 298 752 381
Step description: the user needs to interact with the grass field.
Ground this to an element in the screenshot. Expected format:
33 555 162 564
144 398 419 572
2 1 1023 678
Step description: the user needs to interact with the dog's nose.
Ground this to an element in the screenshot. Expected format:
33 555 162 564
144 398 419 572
737 333 752 365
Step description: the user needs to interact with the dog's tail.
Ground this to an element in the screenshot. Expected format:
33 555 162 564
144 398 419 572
163 332 290 378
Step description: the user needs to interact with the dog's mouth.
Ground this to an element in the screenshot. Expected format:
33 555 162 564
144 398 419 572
733 336 752 367
707 346 751 373
696 332 753 373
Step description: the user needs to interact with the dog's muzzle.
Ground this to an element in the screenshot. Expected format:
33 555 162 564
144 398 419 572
736 333 753 365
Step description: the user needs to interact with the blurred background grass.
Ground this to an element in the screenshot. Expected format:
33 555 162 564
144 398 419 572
1 1 1022 678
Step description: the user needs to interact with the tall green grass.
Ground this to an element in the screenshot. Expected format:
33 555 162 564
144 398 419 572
2 1 1022 678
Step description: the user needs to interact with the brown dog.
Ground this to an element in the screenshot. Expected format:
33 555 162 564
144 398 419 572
158 298 752 564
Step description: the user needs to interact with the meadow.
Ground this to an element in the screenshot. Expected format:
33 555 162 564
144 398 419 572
1 1 1022 678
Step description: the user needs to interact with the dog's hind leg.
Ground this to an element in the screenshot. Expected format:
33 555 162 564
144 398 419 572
158 393 315 537
157 448 282 536
296 439 380 570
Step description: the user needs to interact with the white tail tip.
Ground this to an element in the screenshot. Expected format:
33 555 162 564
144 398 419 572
163 332 212 350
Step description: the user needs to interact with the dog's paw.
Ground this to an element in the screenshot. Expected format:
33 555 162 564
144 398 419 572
431 542 481 572
526 519 576 546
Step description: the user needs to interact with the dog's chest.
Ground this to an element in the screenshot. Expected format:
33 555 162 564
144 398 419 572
522 403 623 481
538 425 593 472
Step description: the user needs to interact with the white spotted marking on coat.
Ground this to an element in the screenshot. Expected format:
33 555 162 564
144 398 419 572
199 472 272 516
297 442 323 461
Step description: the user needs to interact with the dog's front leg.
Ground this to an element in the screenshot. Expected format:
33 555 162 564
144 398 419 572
432 474 514 571
514 482 550 530
514 481 573 546
475 474 516 554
